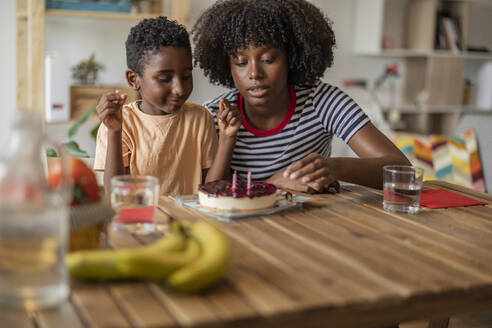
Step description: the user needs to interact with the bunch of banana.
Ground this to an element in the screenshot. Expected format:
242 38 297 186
167 221 231 293
66 220 231 293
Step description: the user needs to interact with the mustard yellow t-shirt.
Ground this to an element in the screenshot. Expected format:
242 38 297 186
94 101 218 196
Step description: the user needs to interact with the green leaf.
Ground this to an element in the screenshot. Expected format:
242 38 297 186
90 123 100 140
63 141 90 158
68 106 95 138
46 148 59 157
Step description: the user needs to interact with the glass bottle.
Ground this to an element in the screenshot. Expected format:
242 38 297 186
0 111 70 308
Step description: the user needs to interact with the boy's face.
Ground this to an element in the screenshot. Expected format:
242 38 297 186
229 44 289 109
130 46 193 115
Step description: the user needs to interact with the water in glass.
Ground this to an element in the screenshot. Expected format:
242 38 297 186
0 203 69 308
383 182 422 214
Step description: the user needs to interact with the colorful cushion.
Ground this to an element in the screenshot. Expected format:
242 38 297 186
388 129 485 192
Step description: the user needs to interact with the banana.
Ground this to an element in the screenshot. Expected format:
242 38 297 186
126 238 201 279
167 221 231 293
66 229 195 280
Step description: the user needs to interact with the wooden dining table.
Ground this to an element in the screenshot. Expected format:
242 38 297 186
3 180 492 328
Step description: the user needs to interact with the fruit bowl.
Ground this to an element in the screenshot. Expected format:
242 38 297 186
69 198 113 252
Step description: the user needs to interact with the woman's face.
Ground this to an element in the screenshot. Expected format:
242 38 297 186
229 44 289 109
134 46 193 115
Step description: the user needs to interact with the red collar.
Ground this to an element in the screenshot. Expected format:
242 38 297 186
238 85 296 137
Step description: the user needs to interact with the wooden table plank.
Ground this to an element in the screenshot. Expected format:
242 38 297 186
107 225 143 249
225 229 343 307
233 216 413 296
148 283 220 327
72 284 131 328
110 283 177 328
106 220 182 327
339 186 492 250
335 189 492 255
205 280 257 321
276 210 487 287
316 198 492 281
225 265 298 316
37 302 85 328
0 308 34 328
314 195 492 278
455 206 492 223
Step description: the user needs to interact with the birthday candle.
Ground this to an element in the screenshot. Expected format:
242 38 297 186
247 170 252 191
232 171 237 191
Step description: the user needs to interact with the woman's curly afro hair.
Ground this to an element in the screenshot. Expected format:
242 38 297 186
126 16 191 76
192 0 336 88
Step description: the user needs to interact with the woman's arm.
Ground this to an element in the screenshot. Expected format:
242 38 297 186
205 135 236 182
205 99 241 182
284 123 410 190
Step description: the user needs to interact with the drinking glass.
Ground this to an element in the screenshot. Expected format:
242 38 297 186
383 165 424 214
110 175 159 234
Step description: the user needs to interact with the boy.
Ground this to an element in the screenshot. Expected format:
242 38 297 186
94 16 239 196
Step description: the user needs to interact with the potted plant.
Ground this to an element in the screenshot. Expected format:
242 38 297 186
71 53 105 85
46 107 98 161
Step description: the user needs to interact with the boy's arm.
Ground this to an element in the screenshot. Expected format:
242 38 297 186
205 99 241 183
95 90 128 194
103 130 128 193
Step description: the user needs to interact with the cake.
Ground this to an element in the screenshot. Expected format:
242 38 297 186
198 180 277 212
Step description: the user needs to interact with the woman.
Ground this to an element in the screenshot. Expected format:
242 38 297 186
196 0 410 193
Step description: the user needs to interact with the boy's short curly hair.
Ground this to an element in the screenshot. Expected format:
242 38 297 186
126 16 191 75
192 0 336 88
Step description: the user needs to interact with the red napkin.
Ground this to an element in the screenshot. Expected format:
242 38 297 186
420 189 487 209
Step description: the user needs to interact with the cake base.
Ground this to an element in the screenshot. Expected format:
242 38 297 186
198 180 277 212
198 192 276 212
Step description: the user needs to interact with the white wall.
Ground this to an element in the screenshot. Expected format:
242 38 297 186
0 0 16 148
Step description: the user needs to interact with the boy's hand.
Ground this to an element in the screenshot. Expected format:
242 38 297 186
283 153 340 193
218 99 241 137
95 90 127 132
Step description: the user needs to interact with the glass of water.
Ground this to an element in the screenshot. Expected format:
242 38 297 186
110 175 159 234
383 165 424 214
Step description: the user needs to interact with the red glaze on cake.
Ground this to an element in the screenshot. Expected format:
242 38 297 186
198 180 277 212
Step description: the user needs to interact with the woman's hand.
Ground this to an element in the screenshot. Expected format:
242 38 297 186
95 90 127 132
218 99 241 137
283 153 340 192
268 169 315 193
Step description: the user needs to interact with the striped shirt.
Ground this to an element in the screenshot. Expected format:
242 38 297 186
203 81 370 180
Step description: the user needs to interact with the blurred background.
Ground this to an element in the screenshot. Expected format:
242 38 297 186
1 0 491 190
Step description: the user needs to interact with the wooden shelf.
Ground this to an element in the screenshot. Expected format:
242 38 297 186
443 0 492 5
16 10 27 19
356 49 492 60
46 9 159 21
385 105 492 114
352 0 492 134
